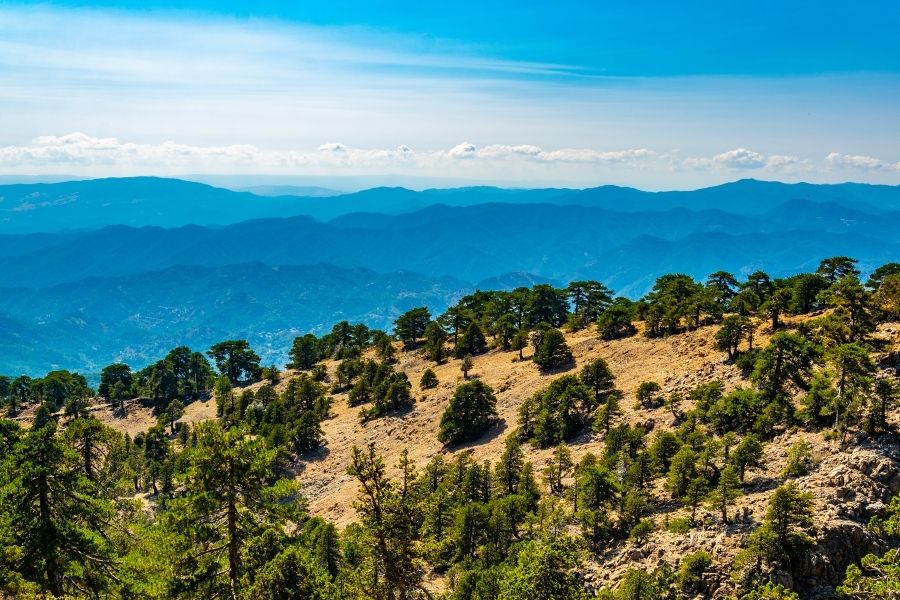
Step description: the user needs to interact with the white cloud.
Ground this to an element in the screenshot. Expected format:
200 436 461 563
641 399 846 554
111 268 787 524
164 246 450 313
445 143 657 165
681 148 803 173
0 134 660 173
0 133 266 168
318 143 348 154
540 148 657 164
825 152 899 171
448 142 478 159
765 154 800 170
713 148 767 169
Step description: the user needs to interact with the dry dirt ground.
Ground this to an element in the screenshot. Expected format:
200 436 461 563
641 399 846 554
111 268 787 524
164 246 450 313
297 322 757 527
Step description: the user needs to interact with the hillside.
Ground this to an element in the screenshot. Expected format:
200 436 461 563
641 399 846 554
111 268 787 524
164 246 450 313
41 317 899 598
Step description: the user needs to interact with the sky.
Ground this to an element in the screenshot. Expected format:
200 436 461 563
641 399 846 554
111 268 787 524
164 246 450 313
0 1 899 189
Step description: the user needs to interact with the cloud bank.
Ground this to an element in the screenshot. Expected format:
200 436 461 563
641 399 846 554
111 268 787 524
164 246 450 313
1 134 896 188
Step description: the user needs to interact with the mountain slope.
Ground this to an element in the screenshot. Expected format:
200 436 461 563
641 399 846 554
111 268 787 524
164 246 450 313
4 201 899 290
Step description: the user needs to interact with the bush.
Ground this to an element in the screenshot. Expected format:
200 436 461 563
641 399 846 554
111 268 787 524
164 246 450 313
676 550 711 593
419 368 439 389
739 583 800 600
628 519 655 544
666 517 691 534
782 440 815 478
438 380 498 444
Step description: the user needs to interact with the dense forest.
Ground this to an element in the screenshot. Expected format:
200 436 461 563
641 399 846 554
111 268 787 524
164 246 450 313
1 256 899 599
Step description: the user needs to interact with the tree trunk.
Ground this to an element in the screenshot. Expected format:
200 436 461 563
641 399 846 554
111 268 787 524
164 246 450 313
227 457 239 600
83 437 94 480
39 470 63 597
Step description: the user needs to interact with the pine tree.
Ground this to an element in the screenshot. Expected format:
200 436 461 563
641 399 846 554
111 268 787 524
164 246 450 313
289 334 320 370
494 435 525 496
593 395 622 435
740 483 815 572
208 340 262 385
419 368 439 389
532 328 574 371
0 421 118 596
423 321 447 364
511 330 529 360
394 307 431 350
438 381 498 444
454 322 488 358
165 422 302 598
543 443 573 497
580 358 616 403
707 465 742 525
460 355 474 380
730 435 764 483
346 444 424 599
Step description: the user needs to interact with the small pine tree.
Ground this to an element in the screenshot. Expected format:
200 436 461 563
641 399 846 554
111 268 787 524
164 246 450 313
684 476 709 524
580 358 616 402
738 483 815 572
454 322 488 358
511 330 528 360
707 465 742 525
543 442 573 496
730 435 764 482
532 328 573 371
460 355 474 380
593 396 622 435
423 321 447 364
419 368 439 389
636 381 661 409
782 440 815 478
628 519 655 544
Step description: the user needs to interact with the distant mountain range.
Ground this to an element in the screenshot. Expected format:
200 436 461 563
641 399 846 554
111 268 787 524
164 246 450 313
2 176 899 234
0 176 898 377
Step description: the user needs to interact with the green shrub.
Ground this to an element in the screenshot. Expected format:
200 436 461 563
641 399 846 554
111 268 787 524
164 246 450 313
676 550 711 593
667 517 691 534
628 519 655 544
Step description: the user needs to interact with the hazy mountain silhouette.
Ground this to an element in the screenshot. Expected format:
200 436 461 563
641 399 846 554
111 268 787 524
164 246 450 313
2 176 899 233
3 177 899 376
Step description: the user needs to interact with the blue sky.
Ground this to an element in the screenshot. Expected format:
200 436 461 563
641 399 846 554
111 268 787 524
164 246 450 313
1 1 898 188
